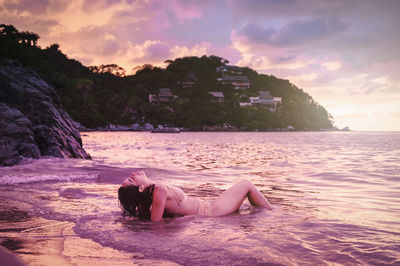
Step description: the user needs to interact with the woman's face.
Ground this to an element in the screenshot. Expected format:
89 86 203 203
122 171 147 187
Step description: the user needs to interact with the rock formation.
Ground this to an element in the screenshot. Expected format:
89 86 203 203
0 59 90 166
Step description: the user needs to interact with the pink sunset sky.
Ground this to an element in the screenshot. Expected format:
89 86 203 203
1 0 399 131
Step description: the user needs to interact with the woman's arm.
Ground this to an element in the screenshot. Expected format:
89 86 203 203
150 185 167 221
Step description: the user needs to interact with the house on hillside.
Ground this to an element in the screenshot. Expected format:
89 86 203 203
217 76 250 90
149 88 177 104
208 91 224 103
239 91 282 111
216 65 243 76
258 91 272 99
178 71 198 88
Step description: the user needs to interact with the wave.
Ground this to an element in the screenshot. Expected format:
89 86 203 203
0 172 99 184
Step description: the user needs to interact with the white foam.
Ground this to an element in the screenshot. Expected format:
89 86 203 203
0 172 99 184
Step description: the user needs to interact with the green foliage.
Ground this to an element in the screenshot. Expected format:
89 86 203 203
0 25 334 131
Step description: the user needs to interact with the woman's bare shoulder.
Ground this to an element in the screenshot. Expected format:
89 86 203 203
153 184 168 196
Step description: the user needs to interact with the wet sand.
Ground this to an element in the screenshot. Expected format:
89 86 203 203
0 198 178 266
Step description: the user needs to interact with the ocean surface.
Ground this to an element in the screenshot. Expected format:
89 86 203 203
1 131 399 265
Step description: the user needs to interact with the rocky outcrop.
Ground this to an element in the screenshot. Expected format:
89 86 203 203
0 59 90 166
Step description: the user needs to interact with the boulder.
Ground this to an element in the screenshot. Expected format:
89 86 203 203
142 123 154 131
0 59 91 166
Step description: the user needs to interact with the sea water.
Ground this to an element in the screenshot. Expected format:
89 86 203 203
0 131 399 265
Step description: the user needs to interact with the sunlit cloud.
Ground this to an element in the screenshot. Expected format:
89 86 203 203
287 72 319 83
323 61 341 71
232 31 311 71
170 43 210 59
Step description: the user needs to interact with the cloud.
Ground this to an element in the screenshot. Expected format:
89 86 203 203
322 61 342 71
0 0 71 14
146 42 171 60
0 14 59 35
169 0 205 21
2 0 50 14
81 35 121 57
55 26 124 57
287 72 319 82
170 43 209 59
165 2 233 46
227 0 358 17
231 32 311 72
100 40 171 69
273 17 347 46
237 23 276 44
237 17 347 47
82 0 125 12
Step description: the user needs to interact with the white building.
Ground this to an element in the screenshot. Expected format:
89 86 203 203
239 91 282 111
208 91 224 102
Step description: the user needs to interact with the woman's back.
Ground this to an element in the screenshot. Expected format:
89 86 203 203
164 185 199 216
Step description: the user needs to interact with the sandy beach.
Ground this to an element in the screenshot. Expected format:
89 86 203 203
0 198 177 266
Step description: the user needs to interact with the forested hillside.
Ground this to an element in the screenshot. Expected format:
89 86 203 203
0 24 333 131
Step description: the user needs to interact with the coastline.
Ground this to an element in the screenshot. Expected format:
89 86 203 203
76 120 349 133
0 198 177 266
80 126 350 133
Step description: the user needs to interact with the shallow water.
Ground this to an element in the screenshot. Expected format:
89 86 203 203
1 131 400 265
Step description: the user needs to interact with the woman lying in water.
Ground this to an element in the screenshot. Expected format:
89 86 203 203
118 171 274 221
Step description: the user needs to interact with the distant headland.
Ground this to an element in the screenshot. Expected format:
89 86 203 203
1 24 335 132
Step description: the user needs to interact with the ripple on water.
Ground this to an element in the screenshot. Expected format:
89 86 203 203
1 131 399 264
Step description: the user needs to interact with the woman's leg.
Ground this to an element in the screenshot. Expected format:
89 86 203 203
209 179 273 216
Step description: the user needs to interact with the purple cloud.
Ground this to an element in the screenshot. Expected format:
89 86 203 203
273 17 347 46
1 0 71 14
228 0 357 17
2 0 50 14
146 42 171 60
238 17 347 47
237 23 276 44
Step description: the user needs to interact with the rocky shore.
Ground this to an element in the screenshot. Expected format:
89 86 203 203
0 59 91 166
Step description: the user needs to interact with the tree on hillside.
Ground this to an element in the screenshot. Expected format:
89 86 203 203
0 24 18 36
89 64 126 77
46 43 60 51
27 32 40 46
132 64 155 75
0 25 39 46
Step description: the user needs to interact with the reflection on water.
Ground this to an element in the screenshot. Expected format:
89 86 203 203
1 131 400 265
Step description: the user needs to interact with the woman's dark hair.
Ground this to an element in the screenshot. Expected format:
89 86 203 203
118 184 155 219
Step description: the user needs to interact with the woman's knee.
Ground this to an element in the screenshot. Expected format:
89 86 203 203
238 179 252 188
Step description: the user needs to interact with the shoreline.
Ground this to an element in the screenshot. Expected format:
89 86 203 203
76 121 349 133
80 128 351 133
0 198 177 265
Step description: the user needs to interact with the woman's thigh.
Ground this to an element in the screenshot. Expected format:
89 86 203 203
209 180 251 216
